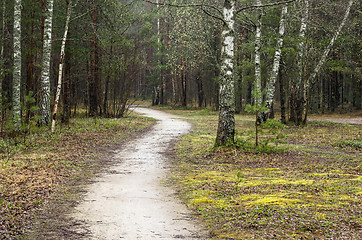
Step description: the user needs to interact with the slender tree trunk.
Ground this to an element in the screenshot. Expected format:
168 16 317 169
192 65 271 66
216 0 235 146
263 5 288 121
252 0 264 127
279 65 286 124
13 0 22 128
196 71 204 107
62 48 71 124
26 1 35 124
65 28 72 123
254 0 262 110
155 0 162 105
289 0 308 125
73 77 77 116
51 0 72 133
39 0 54 126
95 34 101 115
103 44 112 117
89 0 98 116
303 0 354 123
235 27 244 114
0 0 5 103
171 70 176 104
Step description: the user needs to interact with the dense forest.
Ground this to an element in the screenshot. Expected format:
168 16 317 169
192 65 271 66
0 0 361 140
0 1 361 238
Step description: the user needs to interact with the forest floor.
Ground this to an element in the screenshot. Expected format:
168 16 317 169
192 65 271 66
160 107 362 239
0 113 155 239
1 107 361 239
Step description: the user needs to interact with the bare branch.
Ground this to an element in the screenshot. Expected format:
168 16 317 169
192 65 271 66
235 0 296 15
201 7 226 25
143 0 223 17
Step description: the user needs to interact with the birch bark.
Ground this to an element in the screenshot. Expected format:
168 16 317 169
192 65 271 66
289 0 308 125
13 0 22 128
39 0 54 126
263 5 288 120
51 0 72 133
254 0 262 109
216 0 235 146
302 0 354 123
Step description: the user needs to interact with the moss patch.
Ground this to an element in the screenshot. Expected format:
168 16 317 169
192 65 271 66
165 108 362 239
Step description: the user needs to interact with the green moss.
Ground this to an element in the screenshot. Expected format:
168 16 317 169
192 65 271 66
233 194 301 207
185 171 237 184
165 108 362 239
245 195 301 206
237 178 315 187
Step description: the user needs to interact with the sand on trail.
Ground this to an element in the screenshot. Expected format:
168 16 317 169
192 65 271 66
71 108 209 239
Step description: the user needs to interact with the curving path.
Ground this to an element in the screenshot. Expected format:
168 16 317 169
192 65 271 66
71 108 209 239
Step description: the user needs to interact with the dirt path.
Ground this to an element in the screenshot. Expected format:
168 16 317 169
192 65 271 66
308 116 362 125
71 108 209 239
240 117 362 125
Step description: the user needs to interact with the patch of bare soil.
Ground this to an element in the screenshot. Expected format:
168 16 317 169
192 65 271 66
69 108 209 239
308 116 362 125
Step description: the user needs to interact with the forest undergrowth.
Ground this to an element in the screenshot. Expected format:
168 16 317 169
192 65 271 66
165 108 362 239
0 113 155 239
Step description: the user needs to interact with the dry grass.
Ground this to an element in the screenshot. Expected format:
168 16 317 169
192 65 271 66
0 114 155 239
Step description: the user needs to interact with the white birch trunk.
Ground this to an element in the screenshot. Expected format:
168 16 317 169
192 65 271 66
254 0 262 108
216 0 235 146
303 0 354 122
296 0 308 94
12 0 22 128
264 5 288 118
307 0 354 86
51 0 72 133
39 0 54 126
289 0 308 124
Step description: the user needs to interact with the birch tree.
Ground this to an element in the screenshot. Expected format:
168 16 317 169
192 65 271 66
52 0 73 133
302 0 354 123
289 0 308 125
254 0 262 111
262 5 288 120
13 0 22 128
39 0 54 126
215 0 235 146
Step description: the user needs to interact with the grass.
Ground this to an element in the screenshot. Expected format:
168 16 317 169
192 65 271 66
163 108 362 239
0 113 155 239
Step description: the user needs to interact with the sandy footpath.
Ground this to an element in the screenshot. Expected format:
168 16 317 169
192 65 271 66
71 108 209 239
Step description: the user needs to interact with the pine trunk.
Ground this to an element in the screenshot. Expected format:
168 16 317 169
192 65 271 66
279 65 286 124
1 0 6 104
89 0 98 117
